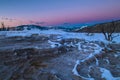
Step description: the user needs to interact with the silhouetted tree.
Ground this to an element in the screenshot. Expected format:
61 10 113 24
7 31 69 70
1 22 6 31
101 21 116 41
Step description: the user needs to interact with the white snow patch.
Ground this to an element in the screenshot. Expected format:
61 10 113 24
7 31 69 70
94 56 99 66
80 25 88 29
104 58 110 64
66 42 76 47
72 60 80 76
76 42 82 50
100 68 115 80
79 43 103 64
72 60 95 80
48 40 61 48
0 30 120 43
94 44 103 54
114 54 119 58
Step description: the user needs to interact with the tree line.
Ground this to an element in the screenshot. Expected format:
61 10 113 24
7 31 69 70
0 22 10 31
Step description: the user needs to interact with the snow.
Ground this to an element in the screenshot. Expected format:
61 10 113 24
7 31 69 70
113 34 120 43
0 29 119 80
114 54 119 58
72 60 80 76
0 29 120 43
76 42 82 50
81 43 102 63
48 40 61 48
72 43 103 76
66 42 76 47
80 25 88 29
94 56 99 66
72 60 95 80
38 29 67 35
94 44 103 54
84 53 93 62
104 58 110 64
100 68 115 80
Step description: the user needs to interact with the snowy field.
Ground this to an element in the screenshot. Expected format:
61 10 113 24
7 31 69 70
0 29 120 80
0 29 120 43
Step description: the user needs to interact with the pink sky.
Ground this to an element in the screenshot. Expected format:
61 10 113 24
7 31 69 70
0 0 120 27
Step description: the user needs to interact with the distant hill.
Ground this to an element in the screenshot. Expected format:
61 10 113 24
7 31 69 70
10 25 48 31
50 23 87 31
16 25 48 30
74 20 120 33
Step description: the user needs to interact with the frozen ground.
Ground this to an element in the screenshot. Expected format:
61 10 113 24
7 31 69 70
0 29 120 80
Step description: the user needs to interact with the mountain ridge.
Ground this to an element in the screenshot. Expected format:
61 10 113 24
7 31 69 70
74 20 120 33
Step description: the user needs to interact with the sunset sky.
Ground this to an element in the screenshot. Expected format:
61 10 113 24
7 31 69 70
0 0 120 27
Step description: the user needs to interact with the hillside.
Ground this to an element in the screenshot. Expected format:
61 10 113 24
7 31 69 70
75 20 120 33
16 25 49 30
0 25 49 31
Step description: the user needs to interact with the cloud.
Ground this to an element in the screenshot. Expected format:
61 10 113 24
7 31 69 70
29 20 46 25
1 17 16 22
35 22 46 25
29 20 34 23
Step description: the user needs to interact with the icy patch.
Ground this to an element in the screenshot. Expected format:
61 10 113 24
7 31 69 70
100 68 115 80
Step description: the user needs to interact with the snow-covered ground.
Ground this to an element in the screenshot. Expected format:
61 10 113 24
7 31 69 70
0 29 120 43
0 29 120 80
